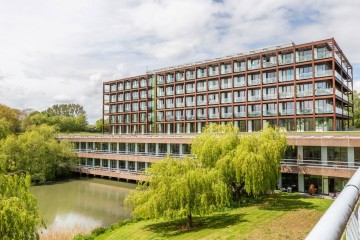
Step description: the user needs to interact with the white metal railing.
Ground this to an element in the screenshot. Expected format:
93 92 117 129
279 92 294 99
296 72 313 80
306 167 360 240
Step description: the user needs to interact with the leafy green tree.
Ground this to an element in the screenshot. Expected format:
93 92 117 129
125 157 231 228
0 118 11 140
0 104 20 133
0 125 76 182
45 103 86 117
353 91 360 128
95 118 109 133
191 124 239 168
0 172 45 239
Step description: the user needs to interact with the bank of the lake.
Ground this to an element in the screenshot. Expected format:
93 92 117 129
91 193 332 240
30 177 135 238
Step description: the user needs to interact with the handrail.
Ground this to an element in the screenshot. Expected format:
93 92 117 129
306 167 360 240
74 149 193 158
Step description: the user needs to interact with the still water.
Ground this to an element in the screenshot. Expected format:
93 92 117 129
31 177 136 232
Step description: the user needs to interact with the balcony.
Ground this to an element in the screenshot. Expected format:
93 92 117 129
279 109 294 116
157 78 164 84
296 72 313 80
140 94 147 99
176 88 184 94
166 76 174 84
234 96 246 103
132 83 139 88
234 112 246 118
336 107 345 115
263 110 277 116
208 69 219 77
263 77 276 84
140 105 147 111
248 79 260 86
186 73 195 80
248 111 261 117
197 100 207 106
234 80 246 87
248 63 260 70
221 113 232 119
209 99 219 104
335 71 342 81
296 54 312 62
166 115 174 121
157 104 164 109
315 51 332 60
208 84 219 91
221 98 232 104
110 86 117 92
221 84 232 89
176 74 184 82
335 89 343 99
234 65 246 72
197 86 207 92
197 72 207 78
221 67 232 75
124 107 131 112
157 92 165 97
279 75 294 82
263 94 277 100
279 58 294 65
297 108 313 115
186 101 195 107
140 81 147 88
140 117 147 122
197 114 207 120
296 89 313 98
157 116 164 121
279 92 294 99
248 95 261 101
263 62 276 68
208 113 219 119
186 87 195 93
186 115 195 120
315 88 332 96
315 70 332 78
176 102 184 108
175 115 185 121
124 118 130 123
315 106 333 114
166 90 174 96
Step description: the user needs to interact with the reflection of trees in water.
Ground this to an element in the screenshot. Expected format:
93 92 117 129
31 178 135 227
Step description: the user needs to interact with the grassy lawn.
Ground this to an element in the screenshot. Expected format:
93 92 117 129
94 193 332 240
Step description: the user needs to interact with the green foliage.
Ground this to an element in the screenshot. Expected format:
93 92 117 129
0 104 20 133
95 118 109 133
353 91 360 128
45 103 86 117
0 125 76 182
0 118 11 140
125 157 231 227
0 173 45 239
191 123 239 168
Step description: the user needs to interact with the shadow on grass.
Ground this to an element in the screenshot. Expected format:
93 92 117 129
144 212 247 237
259 193 316 211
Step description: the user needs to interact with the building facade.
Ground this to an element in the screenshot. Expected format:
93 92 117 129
103 38 353 134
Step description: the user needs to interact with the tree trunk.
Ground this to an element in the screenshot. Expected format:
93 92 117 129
187 214 193 228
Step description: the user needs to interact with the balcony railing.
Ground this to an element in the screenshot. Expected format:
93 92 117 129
315 106 333 114
176 74 184 82
279 92 294 99
248 111 261 117
140 94 147 99
157 104 164 109
262 62 276 68
175 115 184 121
263 94 277 100
166 116 174 121
248 79 261 86
248 95 261 101
197 114 207 120
176 89 184 94
208 99 219 104
296 54 312 62
176 102 184 108
234 112 246 118
208 114 219 119
186 115 195 120
315 70 333 78
234 80 246 87
157 116 164 121
221 84 232 89
263 77 276 84
197 72 207 78
248 63 260 70
166 91 174 96
234 65 246 72
197 100 207 106
157 92 165 97
186 87 195 93
208 70 219 77
297 108 313 114
221 98 232 104
197 86 206 92
186 74 195 80
296 72 313 80
234 96 246 102
208 84 219 91
166 77 174 84
186 101 195 107
157 78 164 84
221 68 232 75
221 113 232 118
315 51 332 60
315 88 333 96
263 110 277 116
279 109 294 115
279 75 294 82
278 58 294 65
297 89 313 98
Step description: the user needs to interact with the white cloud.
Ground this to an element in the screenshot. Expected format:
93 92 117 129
0 0 359 123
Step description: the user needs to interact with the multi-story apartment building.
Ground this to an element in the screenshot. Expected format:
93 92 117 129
103 38 353 134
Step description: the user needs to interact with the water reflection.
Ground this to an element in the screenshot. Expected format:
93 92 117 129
31 177 135 232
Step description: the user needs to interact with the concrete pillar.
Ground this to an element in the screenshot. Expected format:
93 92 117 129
135 143 138 154
85 142 88 151
135 162 138 171
116 160 119 170
167 143 171 154
117 143 119 153
125 161 129 170
108 159 110 170
156 143 159 156
125 143 129 153
108 142 111 153
322 177 329 195
92 158 95 167
348 147 355 167
297 146 304 161
179 144 183 155
145 143 149 154
298 174 304 192
93 142 95 150
321 146 328 166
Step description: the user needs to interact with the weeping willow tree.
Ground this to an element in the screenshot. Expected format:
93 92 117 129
0 173 45 239
125 157 231 228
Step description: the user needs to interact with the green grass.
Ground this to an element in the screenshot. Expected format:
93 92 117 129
93 193 333 240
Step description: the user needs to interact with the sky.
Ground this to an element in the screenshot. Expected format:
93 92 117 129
0 0 360 123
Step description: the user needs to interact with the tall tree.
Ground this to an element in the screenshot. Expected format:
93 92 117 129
0 125 76 182
0 173 45 239
353 91 360 128
45 103 86 117
0 104 20 133
0 118 11 140
125 157 231 228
